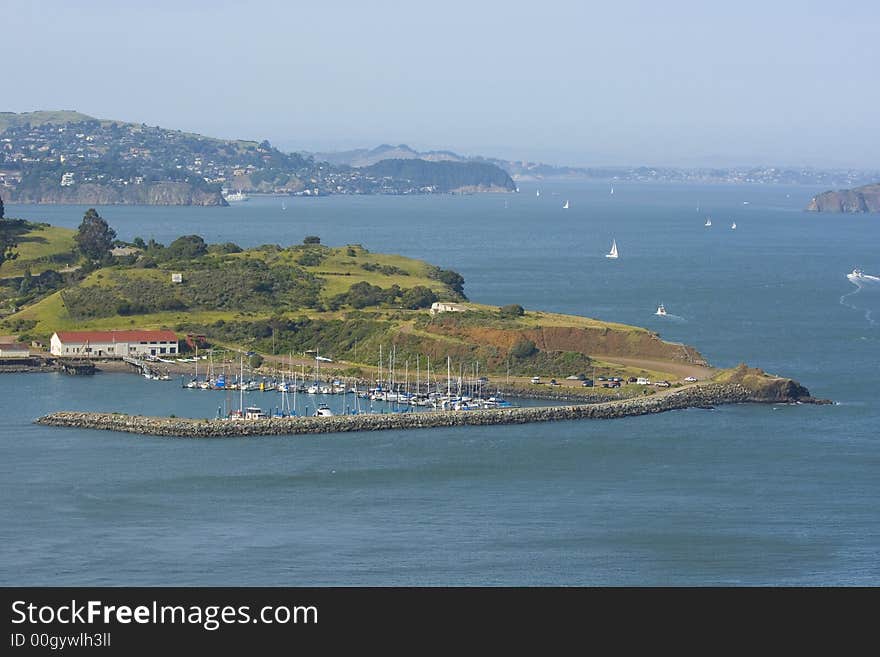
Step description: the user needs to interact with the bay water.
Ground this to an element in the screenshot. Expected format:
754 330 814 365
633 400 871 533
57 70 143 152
2 182 878 585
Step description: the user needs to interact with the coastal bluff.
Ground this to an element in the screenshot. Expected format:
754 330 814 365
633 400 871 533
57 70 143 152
806 183 880 213
35 376 827 438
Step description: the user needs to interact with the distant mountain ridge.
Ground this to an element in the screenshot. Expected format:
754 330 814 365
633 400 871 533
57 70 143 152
806 183 880 213
315 142 880 188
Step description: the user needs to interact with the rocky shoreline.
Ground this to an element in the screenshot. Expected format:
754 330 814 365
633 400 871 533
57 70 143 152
34 382 829 438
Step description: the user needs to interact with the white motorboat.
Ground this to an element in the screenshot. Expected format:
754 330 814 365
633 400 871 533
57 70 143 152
655 303 667 316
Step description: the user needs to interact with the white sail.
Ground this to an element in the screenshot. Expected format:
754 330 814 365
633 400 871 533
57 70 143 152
536 189 541 197
563 200 569 209
705 217 712 227
606 239 618 259
731 221 736 229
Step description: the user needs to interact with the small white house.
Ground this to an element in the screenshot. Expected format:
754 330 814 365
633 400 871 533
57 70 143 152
429 302 468 316
50 330 179 358
0 343 30 359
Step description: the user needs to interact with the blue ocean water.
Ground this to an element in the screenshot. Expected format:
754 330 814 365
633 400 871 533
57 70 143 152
2 182 878 585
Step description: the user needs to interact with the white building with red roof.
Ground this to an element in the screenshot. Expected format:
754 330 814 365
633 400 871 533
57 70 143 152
50 330 179 358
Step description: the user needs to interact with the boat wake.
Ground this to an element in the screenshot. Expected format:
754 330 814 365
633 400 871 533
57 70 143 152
654 312 687 323
840 270 880 327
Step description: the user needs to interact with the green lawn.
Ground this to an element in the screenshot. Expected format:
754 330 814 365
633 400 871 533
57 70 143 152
0 224 77 277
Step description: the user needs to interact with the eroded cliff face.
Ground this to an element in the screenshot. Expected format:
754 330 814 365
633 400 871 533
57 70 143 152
806 183 880 213
4 182 227 206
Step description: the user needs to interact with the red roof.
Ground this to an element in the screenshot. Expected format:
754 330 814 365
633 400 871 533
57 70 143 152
0 342 29 350
54 330 178 343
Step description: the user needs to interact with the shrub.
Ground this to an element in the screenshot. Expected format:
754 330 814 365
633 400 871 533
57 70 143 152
510 338 538 359
303 236 321 245
499 304 525 318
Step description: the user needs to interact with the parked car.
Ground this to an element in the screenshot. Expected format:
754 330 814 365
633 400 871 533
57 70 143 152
582 379 594 387
530 376 541 384
655 380 670 388
598 376 607 381
549 379 560 386
628 376 638 383
684 376 698 382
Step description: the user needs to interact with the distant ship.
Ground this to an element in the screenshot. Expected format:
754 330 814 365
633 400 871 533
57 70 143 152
536 189 541 198
731 221 737 230
563 200 569 209
704 217 712 227
847 268 880 284
655 303 667 316
224 190 248 202
606 239 619 259
610 184 614 196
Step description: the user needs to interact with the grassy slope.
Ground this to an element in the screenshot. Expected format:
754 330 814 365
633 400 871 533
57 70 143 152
0 223 77 277
4 237 714 382
0 110 97 132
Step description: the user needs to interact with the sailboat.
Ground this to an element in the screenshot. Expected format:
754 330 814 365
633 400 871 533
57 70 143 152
704 217 712 227
605 239 619 259
562 200 569 209
610 184 614 196
536 189 541 198
731 221 737 230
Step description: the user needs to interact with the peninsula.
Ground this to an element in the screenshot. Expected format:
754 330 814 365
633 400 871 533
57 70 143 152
806 182 880 213
1 212 823 436
0 111 515 205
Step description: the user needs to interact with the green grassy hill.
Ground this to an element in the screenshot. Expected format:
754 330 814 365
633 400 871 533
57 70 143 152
0 221 77 277
0 226 713 382
0 110 98 132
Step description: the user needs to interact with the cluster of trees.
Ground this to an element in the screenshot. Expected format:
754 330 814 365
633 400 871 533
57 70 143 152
196 316 386 358
428 267 466 298
62 256 323 320
360 262 409 276
328 281 437 310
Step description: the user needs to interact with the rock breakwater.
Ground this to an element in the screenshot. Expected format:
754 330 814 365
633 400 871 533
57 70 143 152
34 383 826 438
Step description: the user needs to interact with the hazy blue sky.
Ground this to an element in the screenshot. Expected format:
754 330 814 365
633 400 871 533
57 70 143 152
4 0 878 167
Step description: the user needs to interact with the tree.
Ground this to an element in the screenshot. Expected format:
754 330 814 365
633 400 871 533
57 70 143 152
0 193 16 268
303 235 321 245
165 235 207 260
400 286 438 309
75 209 116 260
500 304 525 318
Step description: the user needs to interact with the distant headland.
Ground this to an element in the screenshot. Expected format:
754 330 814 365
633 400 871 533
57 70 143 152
0 111 515 205
806 182 880 213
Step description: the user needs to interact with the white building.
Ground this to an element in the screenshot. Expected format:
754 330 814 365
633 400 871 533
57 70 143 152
50 330 179 358
0 343 30 359
429 302 468 316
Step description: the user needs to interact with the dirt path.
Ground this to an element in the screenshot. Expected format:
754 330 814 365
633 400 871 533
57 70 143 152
591 355 716 380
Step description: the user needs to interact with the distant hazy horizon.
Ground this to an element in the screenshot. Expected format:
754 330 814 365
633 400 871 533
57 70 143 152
4 0 878 169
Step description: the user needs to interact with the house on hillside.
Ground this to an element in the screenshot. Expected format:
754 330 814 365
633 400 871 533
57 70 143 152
50 330 178 358
429 302 468 316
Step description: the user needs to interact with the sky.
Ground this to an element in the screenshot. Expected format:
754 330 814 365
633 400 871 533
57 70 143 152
3 0 878 168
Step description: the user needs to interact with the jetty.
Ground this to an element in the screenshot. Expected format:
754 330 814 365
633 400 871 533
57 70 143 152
34 381 828 438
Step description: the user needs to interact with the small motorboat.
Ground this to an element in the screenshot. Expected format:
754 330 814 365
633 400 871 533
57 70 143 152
655 303 667 316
